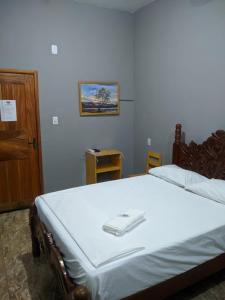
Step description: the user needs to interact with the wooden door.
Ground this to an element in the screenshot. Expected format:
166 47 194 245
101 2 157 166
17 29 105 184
0 69 43 212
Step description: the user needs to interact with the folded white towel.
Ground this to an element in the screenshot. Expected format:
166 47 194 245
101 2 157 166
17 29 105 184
103 209 145 236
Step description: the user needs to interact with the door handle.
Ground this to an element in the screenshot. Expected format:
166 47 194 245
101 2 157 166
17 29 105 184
28 138 38 149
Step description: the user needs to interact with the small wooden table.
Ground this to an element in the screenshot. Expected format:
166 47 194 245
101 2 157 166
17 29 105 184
85 149 122 184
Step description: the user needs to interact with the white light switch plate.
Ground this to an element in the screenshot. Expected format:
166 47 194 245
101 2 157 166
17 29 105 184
52 116 59 125
51 44 58 55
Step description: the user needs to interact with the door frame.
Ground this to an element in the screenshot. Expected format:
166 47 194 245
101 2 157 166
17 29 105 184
0 68 44 197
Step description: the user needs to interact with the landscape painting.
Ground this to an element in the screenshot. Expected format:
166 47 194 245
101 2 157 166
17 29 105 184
79 82 120 116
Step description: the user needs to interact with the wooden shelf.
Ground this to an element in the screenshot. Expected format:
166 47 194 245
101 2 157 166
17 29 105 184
93 149 121 157
85 149 122 184
96 165 121 174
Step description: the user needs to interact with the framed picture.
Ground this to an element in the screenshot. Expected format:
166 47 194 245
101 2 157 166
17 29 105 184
79 81 120 116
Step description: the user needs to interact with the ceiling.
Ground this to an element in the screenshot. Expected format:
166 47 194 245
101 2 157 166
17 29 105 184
73 0 156 13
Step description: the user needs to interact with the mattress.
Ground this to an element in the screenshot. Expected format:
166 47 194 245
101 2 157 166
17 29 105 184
35 175 225 300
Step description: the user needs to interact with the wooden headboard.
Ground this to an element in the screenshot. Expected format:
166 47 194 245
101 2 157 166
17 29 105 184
172 124 225 179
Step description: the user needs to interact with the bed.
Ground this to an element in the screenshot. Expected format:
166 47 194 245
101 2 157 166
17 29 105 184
30 124 225 300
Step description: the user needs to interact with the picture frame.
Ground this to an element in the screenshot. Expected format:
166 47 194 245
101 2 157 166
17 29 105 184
78 81 120 116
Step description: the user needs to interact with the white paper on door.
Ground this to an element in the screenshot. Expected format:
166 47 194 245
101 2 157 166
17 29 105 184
0 100 17 121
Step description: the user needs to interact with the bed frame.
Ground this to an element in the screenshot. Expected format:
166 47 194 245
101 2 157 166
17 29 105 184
30 123 225 300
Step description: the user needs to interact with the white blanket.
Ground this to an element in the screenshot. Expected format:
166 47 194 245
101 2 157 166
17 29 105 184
41 195 145 267
36 175 225 300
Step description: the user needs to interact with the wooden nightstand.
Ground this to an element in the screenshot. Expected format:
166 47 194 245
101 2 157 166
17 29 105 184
128 173 146 178
146 150 162 172
85 149 122 184
128 151 162 178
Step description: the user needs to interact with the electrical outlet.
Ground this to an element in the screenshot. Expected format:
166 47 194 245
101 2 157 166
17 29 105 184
147 138 151 146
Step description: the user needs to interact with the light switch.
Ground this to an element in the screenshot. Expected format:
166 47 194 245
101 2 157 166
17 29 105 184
147 138 151 146
51 44 58 55
52 116 59 125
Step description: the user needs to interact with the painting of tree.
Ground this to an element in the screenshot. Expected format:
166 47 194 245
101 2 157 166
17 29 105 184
79 82 120 116
96 87 111 103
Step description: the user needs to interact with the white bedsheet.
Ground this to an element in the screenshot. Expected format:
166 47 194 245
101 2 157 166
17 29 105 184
36 175 225 300
40 195 145 267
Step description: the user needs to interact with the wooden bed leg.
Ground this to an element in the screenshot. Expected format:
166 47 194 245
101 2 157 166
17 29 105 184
29 204 41 257
69 286 90 300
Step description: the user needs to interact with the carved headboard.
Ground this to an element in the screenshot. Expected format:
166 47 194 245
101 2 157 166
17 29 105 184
172 124 225 179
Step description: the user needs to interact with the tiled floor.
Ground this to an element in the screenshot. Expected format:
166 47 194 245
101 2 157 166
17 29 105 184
0 209 59 300
1 209 225 300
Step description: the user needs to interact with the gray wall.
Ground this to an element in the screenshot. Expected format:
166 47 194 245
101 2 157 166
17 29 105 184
2 0 224 188
134 0 225 171
0 0 135 192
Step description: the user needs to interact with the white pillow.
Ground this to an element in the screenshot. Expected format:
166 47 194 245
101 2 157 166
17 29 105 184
149 165 207 188
186 179 225 205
